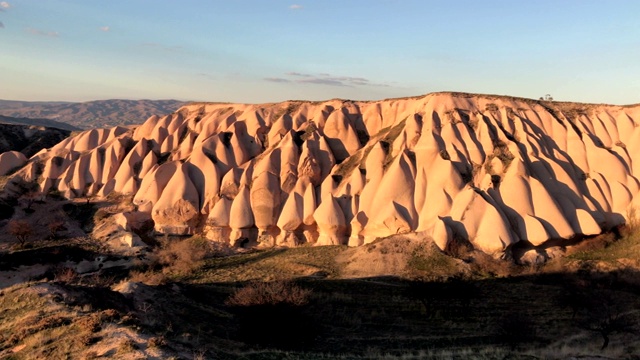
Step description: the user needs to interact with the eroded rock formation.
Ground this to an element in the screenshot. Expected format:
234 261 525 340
3 92 640 257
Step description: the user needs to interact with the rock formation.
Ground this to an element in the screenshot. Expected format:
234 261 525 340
2 92 640 257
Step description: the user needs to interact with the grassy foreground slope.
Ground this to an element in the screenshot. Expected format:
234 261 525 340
0 190 640 359
2 218 640 359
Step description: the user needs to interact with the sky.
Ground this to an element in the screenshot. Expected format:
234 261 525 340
0 1 639 104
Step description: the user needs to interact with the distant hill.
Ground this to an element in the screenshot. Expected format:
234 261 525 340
0 114 80 131
0 123 71 158
0 99 188 129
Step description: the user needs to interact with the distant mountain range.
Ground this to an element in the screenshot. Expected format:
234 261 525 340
0 99 188 129
0 114 80 131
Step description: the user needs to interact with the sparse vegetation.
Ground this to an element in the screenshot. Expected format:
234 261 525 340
485 103 499 112
333 151 363 180
8 219 33 247
1 228 640 358
227 280 311 307
407 242 459 279
493 140 515 168
227 281 315 348
23 191 41 213
468 112 479 130
568 223 640 263
129 236 216 284
53 266 80 284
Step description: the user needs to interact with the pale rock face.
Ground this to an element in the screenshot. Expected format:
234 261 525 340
250 171 281 232
133 161 179 212
133 115 160 141
313 194 347 246
323 108 363 162
432 218 452 251
361 152 417 242
277 179 306 232
152 162 200 235
0 151 27 176
229 185 254 231
7 92 640 257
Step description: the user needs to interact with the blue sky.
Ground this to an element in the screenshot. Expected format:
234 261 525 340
0 1 639 104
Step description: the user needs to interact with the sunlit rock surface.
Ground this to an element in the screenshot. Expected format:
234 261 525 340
3 92 640 257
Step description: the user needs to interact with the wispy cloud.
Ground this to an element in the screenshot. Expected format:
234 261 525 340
286 72 312 77
26 27 59 37
266 72 390 87
264 77 291 83
99 26 110 32
289 4 303 10
0 22 4 29
0 2 10 10
298 78 347 86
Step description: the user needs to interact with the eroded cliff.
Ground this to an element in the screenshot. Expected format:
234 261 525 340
3 92 640 257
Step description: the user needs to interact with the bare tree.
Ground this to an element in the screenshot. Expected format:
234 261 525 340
577 291 635 350
23 191 41 213
48 219 65 239
557 278 637 350
8 219 33 247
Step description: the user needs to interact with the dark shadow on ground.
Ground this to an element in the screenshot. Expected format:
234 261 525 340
129 268 640 358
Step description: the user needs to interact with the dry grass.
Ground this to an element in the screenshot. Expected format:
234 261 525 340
567 223 640 264
53 266 79 284
152 236 211 273
128 270 168 286
0 284 87 358
226 281 311 307
128 236 217 285
0 282 168 359
187 245 345 283
406 242 462 280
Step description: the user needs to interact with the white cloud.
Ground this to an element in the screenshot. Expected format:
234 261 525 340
26 27 59 37
0 2 10 9
99 26 110 32
289 4 302 10
285 71 312 77
267 72 391 88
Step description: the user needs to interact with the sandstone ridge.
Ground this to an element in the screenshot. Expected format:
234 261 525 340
3 92 640 257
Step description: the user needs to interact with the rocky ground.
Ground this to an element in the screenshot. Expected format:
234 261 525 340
1 190 640 359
